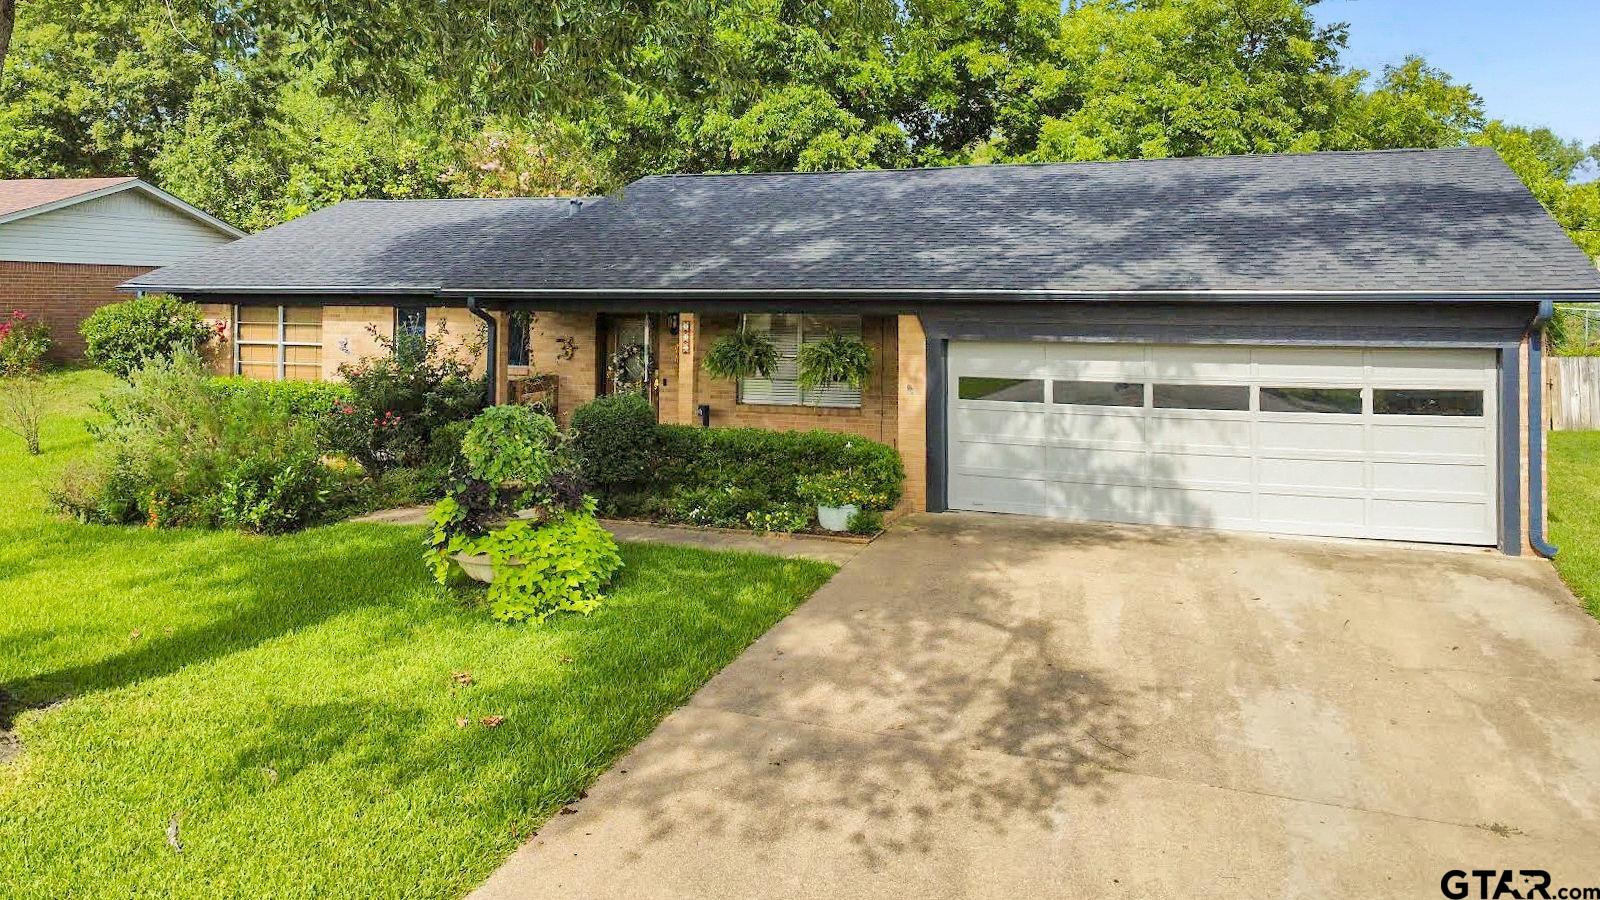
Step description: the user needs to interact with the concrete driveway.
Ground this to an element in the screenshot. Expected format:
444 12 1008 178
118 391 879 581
473 513 1600 899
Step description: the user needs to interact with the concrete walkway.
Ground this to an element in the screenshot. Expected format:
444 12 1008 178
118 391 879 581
350 506 865 565
472 512 1600 899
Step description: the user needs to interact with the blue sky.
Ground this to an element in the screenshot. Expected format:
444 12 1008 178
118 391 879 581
1311 0 1597 146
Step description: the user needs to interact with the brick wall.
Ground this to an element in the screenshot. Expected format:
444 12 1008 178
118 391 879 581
0 260 153 360
320 305 394 380
529 311 599 424
894 315 928 513
689 314 901 444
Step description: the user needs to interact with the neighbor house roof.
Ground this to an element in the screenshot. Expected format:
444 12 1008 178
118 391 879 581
125 147 1600 301
0 177 246 237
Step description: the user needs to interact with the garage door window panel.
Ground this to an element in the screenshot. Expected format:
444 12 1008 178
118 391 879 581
1152 384 1250 411
1373 389 1484 417
1052 380 1145 407
1260 387 1362 415
958 377 1045 403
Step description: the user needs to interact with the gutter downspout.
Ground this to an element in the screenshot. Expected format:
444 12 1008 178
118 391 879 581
466 296 498 405
1528 298 1558 558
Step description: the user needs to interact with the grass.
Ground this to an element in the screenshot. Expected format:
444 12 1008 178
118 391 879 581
1549 431 1600 618
0 369 837 899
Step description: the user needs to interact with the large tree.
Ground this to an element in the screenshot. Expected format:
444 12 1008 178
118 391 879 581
4 0 1591 262
1 0 15 80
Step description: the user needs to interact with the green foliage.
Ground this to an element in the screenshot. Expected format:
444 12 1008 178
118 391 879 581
0 310 52 456
570 393 658 500
79 295 216 379
207 376 354 418
460 405 561 486
846 507 884 535
214 453 334 534
0 367 837 896
0 309 52 376
702 329 780 380
795 332 872 392
425 499 623 623
6 0 1594 261
1474 122 1600 264
746 502 811 533
648 425 904 525
57 352 333 529
327 329 486 472
795 469 894 509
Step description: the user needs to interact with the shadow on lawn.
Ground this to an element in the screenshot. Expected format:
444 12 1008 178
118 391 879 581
0 522 436 730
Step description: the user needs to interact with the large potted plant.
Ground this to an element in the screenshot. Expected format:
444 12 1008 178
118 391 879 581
425 404 622 622
796 470 892 533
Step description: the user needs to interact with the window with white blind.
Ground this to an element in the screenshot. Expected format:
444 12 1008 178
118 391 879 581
738 314 863 408
234 305 323 381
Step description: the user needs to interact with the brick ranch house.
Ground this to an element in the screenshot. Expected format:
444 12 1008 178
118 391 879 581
126 148 1600 557
0 178 243 359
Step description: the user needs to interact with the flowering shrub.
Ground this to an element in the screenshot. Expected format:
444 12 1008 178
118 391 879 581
795 470 894 510
80 294 214 378
0 310 52 454
328 326 485 472
0 309 51 376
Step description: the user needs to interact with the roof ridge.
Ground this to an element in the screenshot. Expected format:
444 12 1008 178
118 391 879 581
339 195 596 204
637 147 1493 181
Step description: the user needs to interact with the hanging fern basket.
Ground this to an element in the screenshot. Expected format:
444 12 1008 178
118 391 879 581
796 333 872 392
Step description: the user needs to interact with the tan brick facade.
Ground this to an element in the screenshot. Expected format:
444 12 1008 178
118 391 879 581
894 316 929 513
203 303 933 510
528 311 599 425
0 260 154 360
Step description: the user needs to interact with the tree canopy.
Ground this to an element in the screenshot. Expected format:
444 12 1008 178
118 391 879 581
1 0 1594 263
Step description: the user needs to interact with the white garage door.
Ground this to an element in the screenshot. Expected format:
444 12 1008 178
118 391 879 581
947 343 1499 545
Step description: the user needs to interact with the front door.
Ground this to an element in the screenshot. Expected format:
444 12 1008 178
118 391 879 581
600 314 657 410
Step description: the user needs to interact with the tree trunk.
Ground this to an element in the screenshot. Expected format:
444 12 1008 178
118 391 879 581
0 0 15 82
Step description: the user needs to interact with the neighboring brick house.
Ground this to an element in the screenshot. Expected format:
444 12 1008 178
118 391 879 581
0 178 244 359
129 149 1600 555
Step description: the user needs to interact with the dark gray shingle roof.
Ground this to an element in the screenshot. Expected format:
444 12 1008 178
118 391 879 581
126 197 587 293
127 147 1600 299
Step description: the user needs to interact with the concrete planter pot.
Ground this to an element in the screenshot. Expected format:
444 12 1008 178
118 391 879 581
452 552 525 583
816 504 859 533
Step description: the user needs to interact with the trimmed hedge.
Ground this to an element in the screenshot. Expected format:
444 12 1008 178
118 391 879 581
207 377 353 418
645 425 904 526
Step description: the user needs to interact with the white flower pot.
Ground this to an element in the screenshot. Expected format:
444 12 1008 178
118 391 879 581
453 552 496 582
816 504 859 533
452 552 525 583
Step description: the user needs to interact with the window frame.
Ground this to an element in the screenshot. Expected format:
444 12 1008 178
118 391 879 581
507 312 531 368
233 304 322 381
736 314 865 409
394 305 428 342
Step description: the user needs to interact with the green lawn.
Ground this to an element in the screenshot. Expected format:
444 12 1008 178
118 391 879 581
1550 430 1600 618
0 369 836 899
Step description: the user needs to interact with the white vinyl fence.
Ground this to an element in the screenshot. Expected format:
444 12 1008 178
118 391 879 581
1550 355 1600 431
